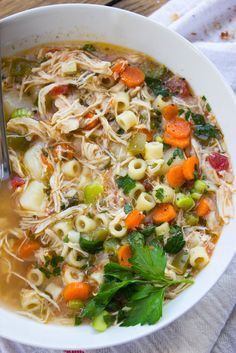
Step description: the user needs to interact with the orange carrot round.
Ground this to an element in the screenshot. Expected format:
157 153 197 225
162 104 179 121
196 198 211 217
63 282 91 302
125 210 145 229
112 61 128 75
18 240 40 259
166 118 191 139
163 132 190 149
118 244 132 268
167 164 186 188
121 66 145 88
153 203 177 223
182 156 199 180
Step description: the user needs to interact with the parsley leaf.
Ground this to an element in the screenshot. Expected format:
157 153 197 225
82 43 96 52
139 225 156 237
128 231 145 247
130 244 166 281
116 175 136 195
124 203 133 214
167 148 184 166
163 225 185 254
155 187 164 201
105 263 133 281
191 113 205 125
194 123 218 141
39 254 64 278
120 288 164 326
145 77 171 97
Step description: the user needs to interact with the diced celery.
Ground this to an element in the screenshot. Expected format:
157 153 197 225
176 194 195 210
11 108 32 119
68 299 84 310
128 133 146 155
172 250 189 274
194 180 208 193
155 222 170 237
84 183 103 204
92 228 109 241
92 311 108 332
191 191 202 201
155 135 163 143
185 214 199 226
61 61 77 75
103 238 120 254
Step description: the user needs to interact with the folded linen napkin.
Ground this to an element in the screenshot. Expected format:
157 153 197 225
1 1 235 352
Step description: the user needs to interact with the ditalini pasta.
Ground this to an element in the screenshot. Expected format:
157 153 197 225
0 42 233 331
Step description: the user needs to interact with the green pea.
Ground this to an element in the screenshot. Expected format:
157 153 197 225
185 214 199 226
67 299 84 310
84 183 103 204
172 250 189 274
92 311 108 332
176 194 195 210
194 180 208 194
128 133 146 155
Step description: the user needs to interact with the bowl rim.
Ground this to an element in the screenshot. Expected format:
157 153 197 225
0 3 236 350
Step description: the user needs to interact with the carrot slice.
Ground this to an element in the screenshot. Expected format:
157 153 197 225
118 244 132 268
121 66 145 88
153 203 177 223
84 112 100 130
167 164 185 188
112 61 128 75
52 143 75 162
125 210 145 229
134 127 153 142
63 282 91 301
41 154 53 173
163 132 190 149
162 104 179 121
182 156 199 180
196 198 211 217
18 240 40 259
166 118 191 138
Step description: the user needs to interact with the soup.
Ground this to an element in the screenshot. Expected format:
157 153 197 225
0 42 233 330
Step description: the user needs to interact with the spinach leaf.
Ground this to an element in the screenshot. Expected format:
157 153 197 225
145 77 171 97
163 225 185 254
124 203 133 214
194 123 218 141
80 237 103 254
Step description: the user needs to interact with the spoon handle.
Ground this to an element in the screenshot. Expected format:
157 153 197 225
0 64 11 181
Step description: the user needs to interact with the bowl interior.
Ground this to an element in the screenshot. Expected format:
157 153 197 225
0 4 236 350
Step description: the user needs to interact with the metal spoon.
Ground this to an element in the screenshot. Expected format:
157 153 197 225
0 61 19 228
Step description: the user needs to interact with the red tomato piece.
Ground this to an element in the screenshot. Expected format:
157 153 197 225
208 152 229 172
49 85 70 97
11 176 25 190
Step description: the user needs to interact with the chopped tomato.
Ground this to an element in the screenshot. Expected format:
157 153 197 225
11 176 25 190
166 77 191 98
208 152 229 172
49 85 70 97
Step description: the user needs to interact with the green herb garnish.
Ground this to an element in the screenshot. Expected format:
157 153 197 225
124 203 133 214
82 43 96 52
167 148 184 166
116 175 136 195
155 187 164 201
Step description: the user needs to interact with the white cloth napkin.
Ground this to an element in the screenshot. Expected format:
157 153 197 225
1 1 236 352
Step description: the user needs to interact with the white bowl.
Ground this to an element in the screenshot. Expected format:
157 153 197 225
0 4 235 350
